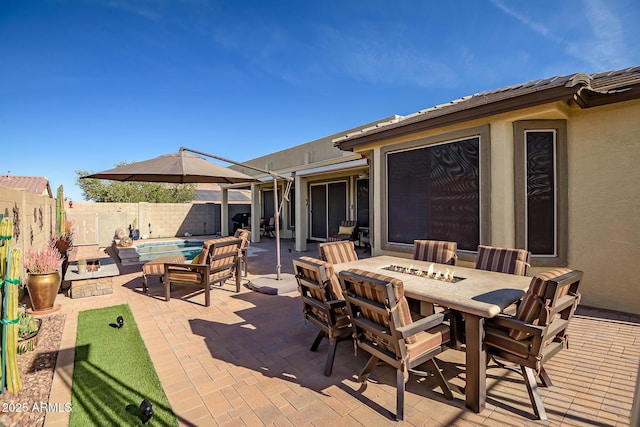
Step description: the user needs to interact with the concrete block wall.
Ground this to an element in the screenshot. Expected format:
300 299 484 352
0 186 57 284
68 201 249 246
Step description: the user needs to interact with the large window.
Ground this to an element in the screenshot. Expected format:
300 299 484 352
515 120 567 266
384 129 487 252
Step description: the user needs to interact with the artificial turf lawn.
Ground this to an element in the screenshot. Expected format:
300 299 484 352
69 304 178 426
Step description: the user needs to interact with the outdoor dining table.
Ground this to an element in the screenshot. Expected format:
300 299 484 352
332 255 531 413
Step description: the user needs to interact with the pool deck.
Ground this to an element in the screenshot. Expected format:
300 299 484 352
40 237 640 426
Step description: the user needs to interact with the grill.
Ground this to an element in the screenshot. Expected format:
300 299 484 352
232 213 250 232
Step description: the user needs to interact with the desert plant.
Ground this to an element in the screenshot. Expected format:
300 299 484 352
18 311 39 339
23 242 63 273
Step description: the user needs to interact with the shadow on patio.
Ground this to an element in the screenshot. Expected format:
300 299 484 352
44 237 638 426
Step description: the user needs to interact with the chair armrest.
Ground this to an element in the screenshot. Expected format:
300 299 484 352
326 299 347 310
396 309 450 338
164 263 210 274
487 314 545 337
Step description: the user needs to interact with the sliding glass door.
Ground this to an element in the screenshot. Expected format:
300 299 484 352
309 181 348 240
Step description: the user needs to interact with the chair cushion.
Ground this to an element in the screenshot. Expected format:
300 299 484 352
510 268 572 340
319 241 358 264
406 324 450 360
143 255 186 276
338 225 355 235
299 256 344 301
413 240 457 265
475 245 530 276
344 268 416 344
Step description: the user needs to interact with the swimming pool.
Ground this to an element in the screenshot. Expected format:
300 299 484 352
136 240 204 262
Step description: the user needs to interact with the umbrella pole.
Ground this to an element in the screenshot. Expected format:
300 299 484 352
273 178 281 280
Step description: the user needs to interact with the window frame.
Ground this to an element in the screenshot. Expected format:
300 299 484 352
514 120 568 267
380 125 491 260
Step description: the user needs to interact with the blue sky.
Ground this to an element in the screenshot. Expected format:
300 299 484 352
2 0 639 202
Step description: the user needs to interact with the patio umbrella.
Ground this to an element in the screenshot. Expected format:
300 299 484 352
83 148 292 280
83 151 259 184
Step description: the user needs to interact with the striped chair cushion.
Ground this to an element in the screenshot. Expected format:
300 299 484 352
413 240 457 265
318 241 358 264
234 229 251 249
142 255 186 276
406 324 450 360
475 245 531 276
510 268 572 340
345 268 416 345
299 256 344 301
209 237 241 271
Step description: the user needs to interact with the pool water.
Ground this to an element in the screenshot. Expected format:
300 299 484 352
136 240 204 262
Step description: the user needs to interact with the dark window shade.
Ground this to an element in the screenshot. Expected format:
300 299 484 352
263 190 275 219
356 179 369 228
327 182 347 235
526 131 556 255
310 185 327 238
387 138 480 250
289 187 295 228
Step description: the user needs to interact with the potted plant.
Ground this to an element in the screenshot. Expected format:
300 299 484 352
51 218 75 276
23 241 63 312
77 258 87 275
17 310 41 354
130 217 140 241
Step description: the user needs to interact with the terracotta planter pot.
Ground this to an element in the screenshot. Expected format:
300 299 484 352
26 271 61 312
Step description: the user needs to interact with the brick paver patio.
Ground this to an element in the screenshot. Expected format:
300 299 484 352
43 238 638 426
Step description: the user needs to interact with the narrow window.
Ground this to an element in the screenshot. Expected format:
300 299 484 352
514 120 567 266
525 131 556 255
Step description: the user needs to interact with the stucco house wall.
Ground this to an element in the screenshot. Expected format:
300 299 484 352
566 101 640 314
344 98 639 315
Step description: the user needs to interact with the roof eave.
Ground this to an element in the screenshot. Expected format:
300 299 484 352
336 85 581 151
574 84 640 109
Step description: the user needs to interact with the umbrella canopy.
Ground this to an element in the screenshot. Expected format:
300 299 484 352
83 151 258 184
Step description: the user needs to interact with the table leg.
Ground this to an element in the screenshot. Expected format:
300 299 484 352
464 313 486 413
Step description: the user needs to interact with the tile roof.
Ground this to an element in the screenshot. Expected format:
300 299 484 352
0 175 52 197
334 66 640 148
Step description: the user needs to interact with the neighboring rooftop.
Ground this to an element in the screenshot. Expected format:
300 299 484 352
0 173 53 197
195 183 251 203
334 66 640 149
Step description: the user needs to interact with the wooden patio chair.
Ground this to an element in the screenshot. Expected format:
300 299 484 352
413 239 458 265
484 268 583 420
164 237 242 306
292 256 351 376
475 245 531 276
338 268 453 421
318 240 358 264
327 220 358 242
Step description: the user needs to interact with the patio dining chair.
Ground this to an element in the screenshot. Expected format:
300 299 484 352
338 268 454 421
484 268 583 420
327 220 358 242
413 239 458 265
475 245 531 276
318 240 358 264
292 256 352 376
164 237 242 306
